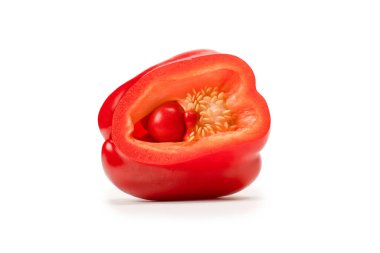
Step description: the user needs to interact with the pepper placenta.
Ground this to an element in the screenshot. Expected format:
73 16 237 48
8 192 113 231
98 50 270 200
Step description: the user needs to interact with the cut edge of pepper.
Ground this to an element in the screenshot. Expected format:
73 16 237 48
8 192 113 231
112 54 271 164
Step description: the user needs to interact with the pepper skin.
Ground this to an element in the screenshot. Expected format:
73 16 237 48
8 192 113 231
98 50 270 200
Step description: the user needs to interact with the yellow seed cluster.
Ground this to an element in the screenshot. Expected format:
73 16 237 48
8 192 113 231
184 87 237 141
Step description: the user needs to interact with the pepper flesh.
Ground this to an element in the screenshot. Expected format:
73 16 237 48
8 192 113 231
98 50 270 200
98 50 218 139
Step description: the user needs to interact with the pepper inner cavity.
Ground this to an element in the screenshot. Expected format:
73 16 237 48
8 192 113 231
183 86 236 141
132 86 236 143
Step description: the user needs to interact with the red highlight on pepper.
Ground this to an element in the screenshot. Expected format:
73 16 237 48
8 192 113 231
98 50 271 200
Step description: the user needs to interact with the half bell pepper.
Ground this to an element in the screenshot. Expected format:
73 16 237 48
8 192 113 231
98 50 270 200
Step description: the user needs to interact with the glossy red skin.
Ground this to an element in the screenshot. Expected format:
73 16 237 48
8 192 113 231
99 50 269 201
147 101 186 142
102 139 262 200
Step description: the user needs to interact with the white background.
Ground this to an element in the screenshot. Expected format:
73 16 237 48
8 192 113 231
1 0 379 252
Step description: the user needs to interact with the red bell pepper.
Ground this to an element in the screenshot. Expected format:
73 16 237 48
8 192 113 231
98 50 270 200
